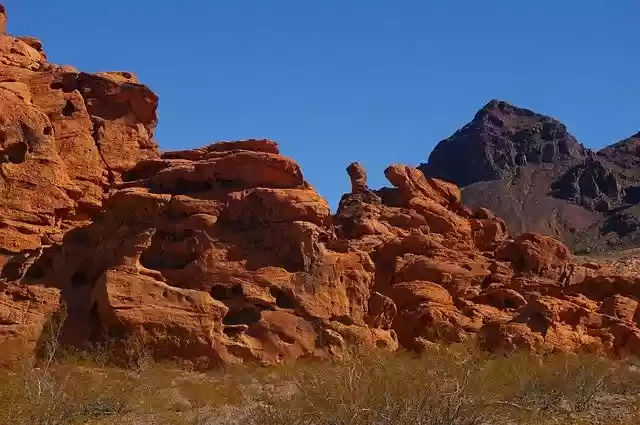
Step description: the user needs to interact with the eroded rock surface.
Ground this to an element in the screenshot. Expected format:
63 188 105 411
14 140 398 366
334 162 640 357
0 4 158 362
1 4 640 367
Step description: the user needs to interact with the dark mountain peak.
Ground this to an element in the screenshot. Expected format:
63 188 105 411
419 100 585 187
476 99 546 121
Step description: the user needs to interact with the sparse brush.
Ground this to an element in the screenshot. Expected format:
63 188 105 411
0 330 640 425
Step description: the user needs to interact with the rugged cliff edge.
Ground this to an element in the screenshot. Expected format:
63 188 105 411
2 5 640 368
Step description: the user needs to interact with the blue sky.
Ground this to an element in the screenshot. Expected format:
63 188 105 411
5 1 639 207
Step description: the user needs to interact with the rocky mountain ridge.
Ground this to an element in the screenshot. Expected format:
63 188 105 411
420 99 640 253
2 4 640 368
420 100 589 187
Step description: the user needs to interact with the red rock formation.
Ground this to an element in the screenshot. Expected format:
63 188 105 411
0 5 158 363
333 161 640 358
23 140 395 366
1 3 640 368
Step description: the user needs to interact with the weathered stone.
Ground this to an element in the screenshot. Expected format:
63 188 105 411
347 162 368 193
1 3 640 368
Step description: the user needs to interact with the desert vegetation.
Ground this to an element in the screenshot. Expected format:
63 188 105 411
2 322 640 425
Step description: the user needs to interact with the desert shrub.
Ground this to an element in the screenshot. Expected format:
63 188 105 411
254 347 501 425
252 346 640 425
0 332 639 425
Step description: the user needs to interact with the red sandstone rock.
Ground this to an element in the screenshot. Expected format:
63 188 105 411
471 217 508 251
347 162 368 193
390 281 453 309
17 138 394 366
384 164 461 208
1 3 640 367
224 187 331 228
163 139 280 160
473 207 495 220
496 233 572 278
0 5 161 360
600 295 639 323
0 5 6 35
0 283 60 365
408 197 471 239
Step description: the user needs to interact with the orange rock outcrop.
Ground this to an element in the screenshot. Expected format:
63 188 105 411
1 4 640 367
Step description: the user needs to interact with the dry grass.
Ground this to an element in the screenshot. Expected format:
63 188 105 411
252 347 640 425
0 350 252 425
0 334 639 424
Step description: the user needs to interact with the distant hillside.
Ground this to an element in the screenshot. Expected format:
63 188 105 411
419 100 640 253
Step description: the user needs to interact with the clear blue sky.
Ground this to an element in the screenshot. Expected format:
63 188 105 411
5 1 639 207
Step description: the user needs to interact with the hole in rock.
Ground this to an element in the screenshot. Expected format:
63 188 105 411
43 126 52 136
502 299 517 309
488 114 504 127
210 285 230 300
50 81 63 90
318 232 331 243
24 264 46 281
67 228 92 246
527 312 549 335
0 258 25 281
218 179 237 189
222 307 262 326
1 142 28 164
62 100 77 117
270 287 298 309
70 271 90 286
122 72 132 79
